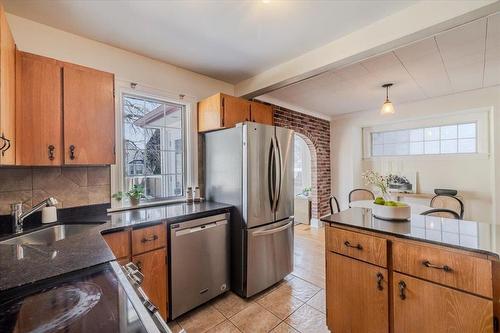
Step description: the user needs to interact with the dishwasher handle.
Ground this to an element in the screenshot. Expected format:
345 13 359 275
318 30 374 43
174 220 227 237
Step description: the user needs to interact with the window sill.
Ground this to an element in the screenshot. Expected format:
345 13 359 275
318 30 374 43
108 197 187 213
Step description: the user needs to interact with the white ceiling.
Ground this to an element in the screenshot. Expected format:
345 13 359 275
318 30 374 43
3 0 417 83
260 12 500 116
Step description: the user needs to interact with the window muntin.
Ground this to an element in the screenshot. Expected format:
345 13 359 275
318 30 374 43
371 123 477 157
122 94 185 200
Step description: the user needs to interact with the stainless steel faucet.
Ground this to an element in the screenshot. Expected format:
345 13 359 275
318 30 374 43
11 197 58 233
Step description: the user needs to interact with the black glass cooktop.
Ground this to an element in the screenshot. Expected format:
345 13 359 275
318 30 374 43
0 263 148 333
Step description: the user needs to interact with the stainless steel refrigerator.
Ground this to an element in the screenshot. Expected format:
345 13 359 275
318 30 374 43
204 122 294 297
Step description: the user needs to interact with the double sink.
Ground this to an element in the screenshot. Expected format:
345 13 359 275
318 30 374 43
1 224 99 246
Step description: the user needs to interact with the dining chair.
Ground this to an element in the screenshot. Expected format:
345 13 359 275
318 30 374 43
421 208 460 219
348 189 375 207
430 195 464 219
329 195 341 214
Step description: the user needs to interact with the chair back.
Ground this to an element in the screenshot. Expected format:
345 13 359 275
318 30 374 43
349 189 375 205
421 208 460 219
329 195 340 214
430 195 464 219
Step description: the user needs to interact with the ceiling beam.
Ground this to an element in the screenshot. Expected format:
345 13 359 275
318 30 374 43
235 0 500 99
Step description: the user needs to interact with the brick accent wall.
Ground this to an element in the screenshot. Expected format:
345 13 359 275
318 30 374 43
269 104 331 219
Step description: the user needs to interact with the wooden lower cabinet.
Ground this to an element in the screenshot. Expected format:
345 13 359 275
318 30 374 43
326 252 389 333
102 226 168 320
102 230 130 260
132 247 168 320
393 272 493 333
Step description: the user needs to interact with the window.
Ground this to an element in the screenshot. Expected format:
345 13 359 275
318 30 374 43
371 123 477 157
122 94 185 200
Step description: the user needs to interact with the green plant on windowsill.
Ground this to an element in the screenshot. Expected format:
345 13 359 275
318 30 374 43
112 184 145 206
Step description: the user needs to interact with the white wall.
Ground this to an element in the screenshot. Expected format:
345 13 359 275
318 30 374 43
6 14 235 201
331 86 500 224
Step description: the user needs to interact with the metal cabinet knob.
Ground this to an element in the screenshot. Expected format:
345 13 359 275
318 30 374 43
69 145 76 160
48 145 55 160
399 281 407 300
376 272 384 291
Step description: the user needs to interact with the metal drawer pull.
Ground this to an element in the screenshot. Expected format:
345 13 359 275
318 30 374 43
376 272 384 291
1 134 10 157
344 240 363 250
422 260 453 272
399 281 406 300
141 235 158 243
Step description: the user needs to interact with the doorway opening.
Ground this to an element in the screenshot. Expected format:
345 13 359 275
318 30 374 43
294 134 313 225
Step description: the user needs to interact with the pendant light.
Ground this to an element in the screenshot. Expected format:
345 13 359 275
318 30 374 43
380 83 395 115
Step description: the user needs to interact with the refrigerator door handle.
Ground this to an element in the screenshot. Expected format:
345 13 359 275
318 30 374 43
274 135 282 210
268 138 276 211
252 220 293 236
271 135 280 212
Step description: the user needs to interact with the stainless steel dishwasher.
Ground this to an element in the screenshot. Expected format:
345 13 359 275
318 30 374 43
170 213 230 319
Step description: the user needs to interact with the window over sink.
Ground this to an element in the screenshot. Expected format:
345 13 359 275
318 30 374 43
122 94 185 200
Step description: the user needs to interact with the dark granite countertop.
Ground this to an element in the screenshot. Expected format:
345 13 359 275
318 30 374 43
0 201 232 292
321 207 500 258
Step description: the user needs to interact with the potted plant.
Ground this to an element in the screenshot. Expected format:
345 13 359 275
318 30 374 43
112 184 145 206
362 170 410 221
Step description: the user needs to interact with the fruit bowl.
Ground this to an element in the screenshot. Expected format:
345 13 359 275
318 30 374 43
372 198 411 221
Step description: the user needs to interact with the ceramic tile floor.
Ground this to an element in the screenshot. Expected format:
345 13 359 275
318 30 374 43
167 224 329 333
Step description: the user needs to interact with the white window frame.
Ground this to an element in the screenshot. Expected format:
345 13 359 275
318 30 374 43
362 108 491 160
111 80 196 210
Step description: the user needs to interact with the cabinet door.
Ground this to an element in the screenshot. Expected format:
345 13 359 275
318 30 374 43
393 272 493 333
197 93 223 132
102 230 130 260
63 65 115 164
250 102 273 125
326 252 388 333
222 94 250 128
16 52 63 165
0 6 16 165
132 248 167 319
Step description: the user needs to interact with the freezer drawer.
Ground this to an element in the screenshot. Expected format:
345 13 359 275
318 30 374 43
170 213 230 319
246 218 294 297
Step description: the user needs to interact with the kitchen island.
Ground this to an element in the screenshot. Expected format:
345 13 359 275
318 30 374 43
321 207 500 333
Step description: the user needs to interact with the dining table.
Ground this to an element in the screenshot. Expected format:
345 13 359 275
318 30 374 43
349 199 432 215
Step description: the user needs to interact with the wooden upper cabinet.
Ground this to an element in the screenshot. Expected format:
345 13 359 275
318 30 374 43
0 5 16 165
221 94 250 128
198 93 274 132
393 272 493 333
327 252 389 333
63 64 115 164
250 101 273 125
16 52 63 166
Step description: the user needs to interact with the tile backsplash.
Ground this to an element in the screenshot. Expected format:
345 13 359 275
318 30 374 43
0 166 111 215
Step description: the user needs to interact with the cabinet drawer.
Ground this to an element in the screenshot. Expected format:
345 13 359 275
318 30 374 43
326 226 387 267
392 241 492 298
132 224 166 255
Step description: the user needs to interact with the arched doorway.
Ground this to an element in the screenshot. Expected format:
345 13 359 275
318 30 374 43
293 133 316 225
